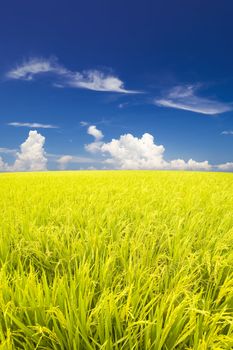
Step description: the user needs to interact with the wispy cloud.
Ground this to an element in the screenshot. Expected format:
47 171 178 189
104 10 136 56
56 154 96 169
221 130 233 135
118 102 129 109
6 57 66 81
66 70 138 93
8 122 59 129
154 85 232 115
7 57 139 94
0 147 17 154
80 121 89 127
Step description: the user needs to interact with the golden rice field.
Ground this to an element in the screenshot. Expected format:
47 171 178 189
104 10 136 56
0 171 233 350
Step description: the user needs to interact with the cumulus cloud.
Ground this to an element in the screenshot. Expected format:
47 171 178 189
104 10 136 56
170 158 211 171
0 126 232 172
12 130 47 171
57 155 73 170
85 127 212 170
0 157 8 171
8 122 58 129
155 85 232 115
87 125 103 141
84 125 104 153
85 142 103 154
7 57 138 94
101 133 167 169
0 130 47 172
217 162 233 171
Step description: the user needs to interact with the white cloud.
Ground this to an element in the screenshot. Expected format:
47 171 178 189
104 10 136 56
170 158 211 171
87 125 103 141
85 141 103 154
84 125 104 154
0 147 17 154
101 133 167 169
0 130 47 172
57 155 73 170
217 162 233 171
56 154 97 169
12 130 47 171
85 128 212 170
0 157 8 171
0 126 231 172
6 57 66 81
221 130 233 135
155 85 232 115
8 122 58 129
7 57 138 93
80 121 89 127
67 70 138 93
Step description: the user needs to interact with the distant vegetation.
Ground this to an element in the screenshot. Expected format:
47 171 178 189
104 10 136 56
0 171 233 349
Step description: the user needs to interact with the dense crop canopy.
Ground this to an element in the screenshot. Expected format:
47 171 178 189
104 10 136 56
0 171 232 349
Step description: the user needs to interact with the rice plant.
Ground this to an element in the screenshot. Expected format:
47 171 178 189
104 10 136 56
0 171 232 349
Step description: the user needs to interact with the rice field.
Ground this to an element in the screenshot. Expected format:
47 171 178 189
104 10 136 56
0 171 233 350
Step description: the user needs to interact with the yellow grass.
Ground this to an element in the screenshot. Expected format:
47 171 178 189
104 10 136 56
0 171 232 349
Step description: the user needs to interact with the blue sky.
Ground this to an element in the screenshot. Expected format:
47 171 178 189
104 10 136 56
0 0 233 171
